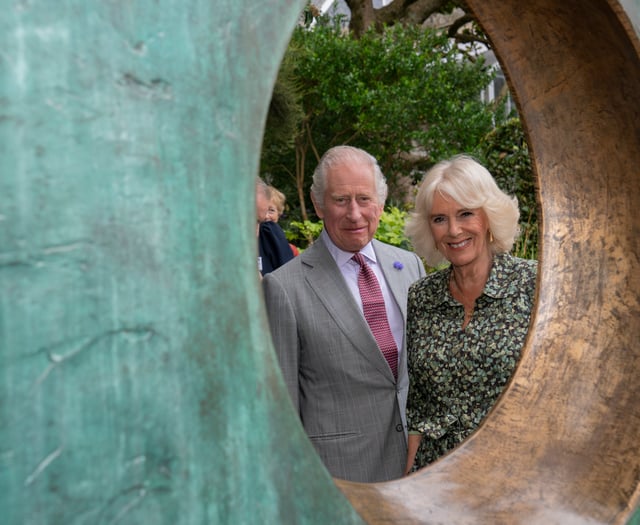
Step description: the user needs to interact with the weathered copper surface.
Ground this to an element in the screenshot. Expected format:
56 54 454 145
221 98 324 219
336 0 640 523
1 1 363 523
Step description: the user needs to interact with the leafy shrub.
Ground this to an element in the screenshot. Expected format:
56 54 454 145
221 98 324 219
478 117 539 260
286 219 324 248
375 207 412 250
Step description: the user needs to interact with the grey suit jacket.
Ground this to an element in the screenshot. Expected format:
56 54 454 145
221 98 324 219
262 236 425 482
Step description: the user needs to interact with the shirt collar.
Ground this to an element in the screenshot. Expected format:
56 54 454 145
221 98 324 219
321 229 377 269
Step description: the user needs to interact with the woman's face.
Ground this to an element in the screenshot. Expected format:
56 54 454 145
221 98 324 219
429 191 492 269
266 201 279 222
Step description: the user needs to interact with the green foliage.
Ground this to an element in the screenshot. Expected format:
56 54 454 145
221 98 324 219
264 53 305 151
375 207 412 249
264 12 539 261
261 19 500 217
286 219 324 247
478 117 538 260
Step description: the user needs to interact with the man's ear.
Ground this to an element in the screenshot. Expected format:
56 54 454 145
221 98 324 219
311 193 324 219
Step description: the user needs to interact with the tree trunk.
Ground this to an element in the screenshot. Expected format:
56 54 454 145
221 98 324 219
295 141 309 222
345 0 378 37
346 0 461 35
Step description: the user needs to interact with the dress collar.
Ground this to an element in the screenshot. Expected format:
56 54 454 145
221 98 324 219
428 253 514 308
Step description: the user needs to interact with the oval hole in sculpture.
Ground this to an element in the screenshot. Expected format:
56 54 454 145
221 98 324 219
267 0 537 484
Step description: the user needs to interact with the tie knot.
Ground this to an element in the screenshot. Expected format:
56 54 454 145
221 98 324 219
352 253 366 267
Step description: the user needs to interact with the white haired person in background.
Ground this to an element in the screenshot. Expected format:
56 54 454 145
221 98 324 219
403 154 538 473
256 178 294 276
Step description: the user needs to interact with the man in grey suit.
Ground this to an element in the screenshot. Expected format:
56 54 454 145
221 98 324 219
262 146 426 482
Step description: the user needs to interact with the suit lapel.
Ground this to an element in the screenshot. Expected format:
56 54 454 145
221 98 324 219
373 240 408 322
300 240 370 344
301 239 397 382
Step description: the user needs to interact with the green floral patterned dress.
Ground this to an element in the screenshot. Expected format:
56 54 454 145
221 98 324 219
406 253 537 468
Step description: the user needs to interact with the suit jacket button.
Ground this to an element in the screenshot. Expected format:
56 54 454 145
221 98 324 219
395 424 403 432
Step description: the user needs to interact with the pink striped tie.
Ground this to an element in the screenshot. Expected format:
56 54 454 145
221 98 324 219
352 253 398 379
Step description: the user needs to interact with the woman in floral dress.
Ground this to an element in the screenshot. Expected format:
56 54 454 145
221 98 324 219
403 155 537 471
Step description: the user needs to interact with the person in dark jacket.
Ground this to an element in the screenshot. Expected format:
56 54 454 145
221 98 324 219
256 178 293 276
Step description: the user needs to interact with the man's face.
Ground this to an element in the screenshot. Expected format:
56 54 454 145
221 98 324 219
312 161 383 253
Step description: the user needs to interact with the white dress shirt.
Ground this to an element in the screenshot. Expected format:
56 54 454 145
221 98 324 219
320 229 404 354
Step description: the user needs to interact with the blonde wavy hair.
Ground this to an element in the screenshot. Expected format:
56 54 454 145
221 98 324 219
405 155 520 267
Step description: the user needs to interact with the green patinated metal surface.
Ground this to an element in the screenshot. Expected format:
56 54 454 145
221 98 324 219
0 1 363 523
2 0 640 524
